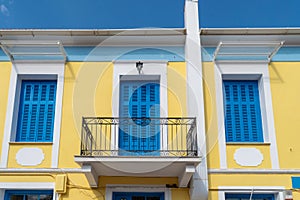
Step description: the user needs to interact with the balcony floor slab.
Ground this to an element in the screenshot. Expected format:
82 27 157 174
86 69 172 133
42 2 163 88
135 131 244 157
74 156 201 187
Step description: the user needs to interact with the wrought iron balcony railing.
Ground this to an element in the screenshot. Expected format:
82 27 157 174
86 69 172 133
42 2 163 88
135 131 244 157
81 117 198 157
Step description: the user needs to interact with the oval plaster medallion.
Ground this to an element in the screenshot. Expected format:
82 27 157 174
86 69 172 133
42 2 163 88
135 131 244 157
234 148 264 167
16 148 45 166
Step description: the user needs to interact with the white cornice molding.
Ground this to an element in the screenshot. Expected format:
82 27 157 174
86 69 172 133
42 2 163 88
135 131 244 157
209 169 300 174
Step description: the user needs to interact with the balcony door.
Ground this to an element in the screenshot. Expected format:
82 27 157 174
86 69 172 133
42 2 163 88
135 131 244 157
119 78 160 155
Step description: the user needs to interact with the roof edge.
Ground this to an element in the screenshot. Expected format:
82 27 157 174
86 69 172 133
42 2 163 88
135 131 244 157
200 27 300 35
0 28 186 37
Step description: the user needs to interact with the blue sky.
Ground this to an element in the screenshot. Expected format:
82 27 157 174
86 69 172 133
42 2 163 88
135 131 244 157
0 0 299 29
200 0 300 28
0 0 184 29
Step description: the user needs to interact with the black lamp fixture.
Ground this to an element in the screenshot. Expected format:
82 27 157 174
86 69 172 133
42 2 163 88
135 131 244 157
136 61 143 74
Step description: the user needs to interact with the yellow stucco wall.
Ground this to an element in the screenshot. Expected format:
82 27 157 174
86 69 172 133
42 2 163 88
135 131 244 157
167 62 188 151
167 62 187 117
0 173 188 200
1 61 188 168
0 175 55 182
7 143 52 168
99 177 189 200
203 62 221 169
226 144 271 168
58 62 113 168
62 174 103 200
269 62 300 169
203 62 296 170
0 173 102 200
99 176 178 186
171 188 190 200
206 61 300 199
209 174 293 188
208 173 300 200
0 62 12 162
5 60 300 199
54 61 189 199
58 176 186 200
57 61 187 167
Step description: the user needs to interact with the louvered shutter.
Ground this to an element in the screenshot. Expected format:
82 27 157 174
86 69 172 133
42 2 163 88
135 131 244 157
147 83 160 152
223 80 263 142
16 80 57 142
119 81 160 154
119 83 131 151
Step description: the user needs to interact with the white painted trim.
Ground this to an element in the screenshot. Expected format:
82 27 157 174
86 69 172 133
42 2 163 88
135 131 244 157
209 168 300 174
233 148 264 167
218 190 223 200
0 182 55 189
1 65 17 168
16 147 45 166
0 167 90 173
75 156 201 163
113 60 169 64
214 63 279 169
218 186 285 200
214 65 227 169
0 62 65 168
0 190 4 200
0 182 55 200
112 62 168 152
105 185 171 200
82 164 98 188
179 165 196 187
51 66 64 168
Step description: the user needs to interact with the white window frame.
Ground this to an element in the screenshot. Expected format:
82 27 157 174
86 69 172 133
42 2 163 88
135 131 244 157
0 182 56 200
214 62 279 169
105 184 171 200
0 62 65 168
218 186 285 200
112 61 168 152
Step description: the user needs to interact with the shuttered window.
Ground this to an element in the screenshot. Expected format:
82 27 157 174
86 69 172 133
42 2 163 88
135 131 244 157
223 80 263 142
16 80 57 142
119 80 160 154
5 190 53 200
225 193 274 200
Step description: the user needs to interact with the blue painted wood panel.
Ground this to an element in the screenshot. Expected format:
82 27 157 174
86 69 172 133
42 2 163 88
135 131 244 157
292 176 300 188
223 80 263 142
119 80 160 155
16 80 57 142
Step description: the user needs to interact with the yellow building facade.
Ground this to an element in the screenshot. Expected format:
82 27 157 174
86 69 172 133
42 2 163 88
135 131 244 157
1 1 300 200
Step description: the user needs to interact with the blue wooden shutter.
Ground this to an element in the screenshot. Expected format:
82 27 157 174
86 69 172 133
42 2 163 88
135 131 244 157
16 80 57 142
147 83 160 152
119 81 160 154
119 83 131 151
223 80 263 142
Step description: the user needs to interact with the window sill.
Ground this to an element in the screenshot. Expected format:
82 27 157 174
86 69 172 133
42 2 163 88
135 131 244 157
226 142 271 146
9 142 53 145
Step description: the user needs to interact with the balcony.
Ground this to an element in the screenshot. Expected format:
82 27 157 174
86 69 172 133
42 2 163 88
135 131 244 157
75 117 201 188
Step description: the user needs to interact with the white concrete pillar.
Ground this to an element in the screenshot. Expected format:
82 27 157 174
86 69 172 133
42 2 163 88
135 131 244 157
184 1 208 200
